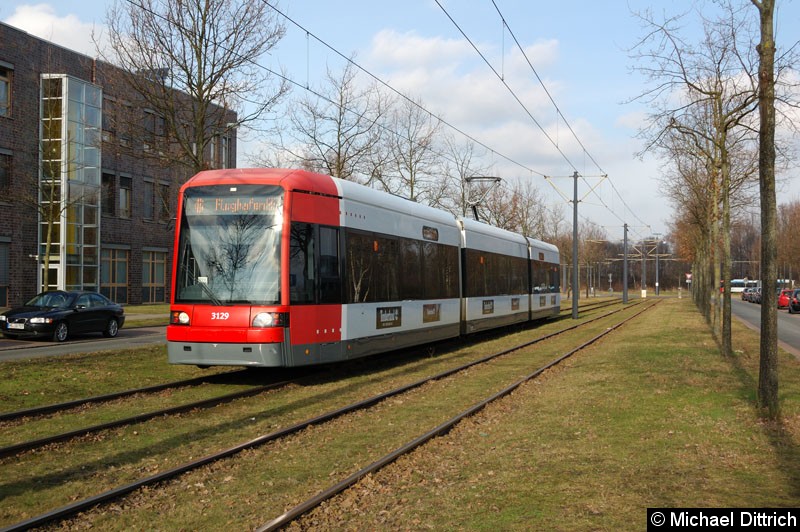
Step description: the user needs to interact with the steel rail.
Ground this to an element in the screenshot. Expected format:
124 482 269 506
0 298 623 425
0 381 292 459
258 300 659 531
0 301 646 532
0 370 247 423
0 300 627 458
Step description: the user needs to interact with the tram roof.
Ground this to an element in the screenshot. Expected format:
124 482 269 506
182 168 340 196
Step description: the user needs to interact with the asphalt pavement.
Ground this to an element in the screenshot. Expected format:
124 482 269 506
731 297 800 359
0 325 166 362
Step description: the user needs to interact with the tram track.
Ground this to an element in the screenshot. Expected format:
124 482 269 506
0 370 247 423
0 298 625 461
260 299 658 530
1 298 648 531
0 380 291 459
0 298 618 425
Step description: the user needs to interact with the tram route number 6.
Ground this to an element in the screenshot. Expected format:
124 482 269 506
211 312 230 320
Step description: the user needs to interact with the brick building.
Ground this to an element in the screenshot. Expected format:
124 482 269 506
0 22 237 307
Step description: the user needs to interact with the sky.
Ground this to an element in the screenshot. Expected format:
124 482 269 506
3 0 800 243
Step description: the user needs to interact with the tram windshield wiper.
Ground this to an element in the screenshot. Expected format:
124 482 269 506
177 264 224 306
196 281 224 306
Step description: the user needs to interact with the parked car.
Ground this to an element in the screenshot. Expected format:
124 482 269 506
750 287 763 304
0 290 125 342
789 289 800 314
742 288 755 301
778 289 793 309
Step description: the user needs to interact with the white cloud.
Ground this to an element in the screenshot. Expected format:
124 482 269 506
368 29 473 70
5 3 105 57
614 110 647 132
365 30 609 175
355 28 668 232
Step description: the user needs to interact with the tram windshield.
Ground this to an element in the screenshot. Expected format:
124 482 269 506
174 184 283 305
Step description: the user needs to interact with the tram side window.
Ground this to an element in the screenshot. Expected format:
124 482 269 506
346 229 458 303
318 226 341 303
345 231 398 303
465 249 504 297
346 231 373 303
372 236 400 302
423 242 459 299
531 260 560 294
442 245 460 298
290 223 342 305
497 255 524 295
464 249 485 298
401 239 423 300
290 223 315 304
464 249 527 297
510 256 527 294
532 261 545 293
550 263 560 293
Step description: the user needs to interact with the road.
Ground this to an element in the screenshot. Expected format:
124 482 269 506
731 298 800 358
0 326 166 362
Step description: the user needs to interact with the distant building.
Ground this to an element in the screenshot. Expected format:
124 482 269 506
0 22 237 307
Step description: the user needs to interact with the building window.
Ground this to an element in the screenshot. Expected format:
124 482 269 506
141 180 170 223
0 67 11 117
119 176 132 218
209 135 217 168
143 111 155 152
0 241 8 306
142 250 167 303
119 102 132 148
159 182 170 222
143 180 154 220
101 248 129 303
221 136 230 168
143 110 165 153
0 151 10 194
101 172 115 216
102 96 116 143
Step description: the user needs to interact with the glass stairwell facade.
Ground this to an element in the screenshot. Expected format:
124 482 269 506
39 75 102 292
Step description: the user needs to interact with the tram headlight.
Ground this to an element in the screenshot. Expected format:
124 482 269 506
170 311 190 325
252 312 288 328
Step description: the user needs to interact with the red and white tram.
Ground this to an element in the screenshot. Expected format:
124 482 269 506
167 168 560 368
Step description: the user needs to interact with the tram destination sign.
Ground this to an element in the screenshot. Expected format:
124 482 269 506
186 196 282 216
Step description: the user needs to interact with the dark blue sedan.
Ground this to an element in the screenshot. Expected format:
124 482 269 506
0 291 125 342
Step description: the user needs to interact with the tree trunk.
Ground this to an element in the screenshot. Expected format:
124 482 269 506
754 0 779 419
721 138 733 357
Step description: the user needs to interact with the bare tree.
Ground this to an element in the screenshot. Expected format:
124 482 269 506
631 1 761 356
509 179 555 239
439 136 492 217
274 61 389 183
477 179 554 238
101 0 289 176
580 222 609 297
778 201 800 280
381 97 443 204
659 130 720 321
